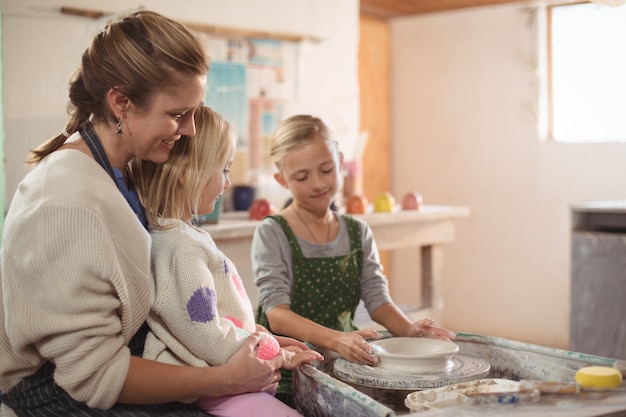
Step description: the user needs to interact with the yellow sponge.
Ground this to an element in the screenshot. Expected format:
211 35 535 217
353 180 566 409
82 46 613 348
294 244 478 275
575 366 623 389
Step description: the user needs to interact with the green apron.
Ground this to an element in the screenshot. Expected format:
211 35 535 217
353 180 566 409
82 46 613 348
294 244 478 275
256 214 363 401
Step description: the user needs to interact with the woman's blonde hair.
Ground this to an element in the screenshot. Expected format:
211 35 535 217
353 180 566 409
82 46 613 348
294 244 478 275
130 106 235 229
270 114 339 172
28 10 209 165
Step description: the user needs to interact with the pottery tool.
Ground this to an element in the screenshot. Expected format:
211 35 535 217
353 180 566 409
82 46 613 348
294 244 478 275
461 388 541 405
519 379 581 394
404 378 539 411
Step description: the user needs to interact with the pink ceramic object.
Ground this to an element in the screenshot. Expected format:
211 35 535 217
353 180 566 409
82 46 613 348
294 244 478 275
401 192 424 210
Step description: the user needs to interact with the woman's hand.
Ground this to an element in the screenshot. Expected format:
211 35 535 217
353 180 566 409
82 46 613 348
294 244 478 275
221 332 283 394
407 318 456 340
334 329 382 366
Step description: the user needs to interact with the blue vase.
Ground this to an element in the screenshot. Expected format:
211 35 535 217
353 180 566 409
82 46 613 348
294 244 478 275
233 185 256 211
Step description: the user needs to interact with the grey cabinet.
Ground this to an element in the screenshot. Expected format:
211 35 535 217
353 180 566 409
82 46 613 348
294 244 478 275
570 202 626 360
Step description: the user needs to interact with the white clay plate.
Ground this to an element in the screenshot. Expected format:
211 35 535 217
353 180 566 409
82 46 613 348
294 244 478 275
333 354 491 390
370 337 459 372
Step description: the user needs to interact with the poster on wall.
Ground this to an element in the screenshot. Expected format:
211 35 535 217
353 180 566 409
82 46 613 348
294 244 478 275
205 61 248 148
248 98 284 174
203 35 292 181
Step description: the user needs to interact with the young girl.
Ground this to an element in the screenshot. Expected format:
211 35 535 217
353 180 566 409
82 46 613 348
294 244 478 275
252 114 456 404
130 106 322 417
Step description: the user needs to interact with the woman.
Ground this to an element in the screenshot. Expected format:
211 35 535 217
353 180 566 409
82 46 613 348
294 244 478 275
0 11 284 416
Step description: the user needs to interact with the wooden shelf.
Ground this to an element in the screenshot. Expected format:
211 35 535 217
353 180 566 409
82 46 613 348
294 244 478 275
60 6 321 43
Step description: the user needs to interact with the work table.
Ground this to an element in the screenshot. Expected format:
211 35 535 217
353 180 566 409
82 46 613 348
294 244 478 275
202 204 470 322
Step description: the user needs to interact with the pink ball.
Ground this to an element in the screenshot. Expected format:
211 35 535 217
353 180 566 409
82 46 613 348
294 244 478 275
256 333 280 360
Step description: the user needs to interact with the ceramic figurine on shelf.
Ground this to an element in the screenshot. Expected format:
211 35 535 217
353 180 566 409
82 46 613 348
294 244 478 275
402 191 424 210
233 185 256 211
249 198 277 220
374 192 396 213
346 194 369 214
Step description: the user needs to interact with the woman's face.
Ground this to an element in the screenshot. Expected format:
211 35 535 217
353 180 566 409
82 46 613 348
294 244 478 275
123 73 207 165
197 139 236 216
276 137 342 213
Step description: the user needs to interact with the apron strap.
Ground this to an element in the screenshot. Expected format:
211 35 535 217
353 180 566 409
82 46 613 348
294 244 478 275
268 214 305 258
80 121 117 182
79 122 147 229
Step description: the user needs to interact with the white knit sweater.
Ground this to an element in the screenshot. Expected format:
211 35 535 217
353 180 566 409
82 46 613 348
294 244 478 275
0 149 151 409
144 219 256 368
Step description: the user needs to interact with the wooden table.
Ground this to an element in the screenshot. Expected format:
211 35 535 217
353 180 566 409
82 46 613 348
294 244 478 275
202 205 470 322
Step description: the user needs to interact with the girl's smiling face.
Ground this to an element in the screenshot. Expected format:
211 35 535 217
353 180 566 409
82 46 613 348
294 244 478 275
275 136 343 213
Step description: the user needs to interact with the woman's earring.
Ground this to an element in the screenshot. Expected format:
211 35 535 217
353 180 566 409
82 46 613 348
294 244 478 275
115 116 123 135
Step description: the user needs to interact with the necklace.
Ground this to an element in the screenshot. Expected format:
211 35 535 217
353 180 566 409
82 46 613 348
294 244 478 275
293 206 331 244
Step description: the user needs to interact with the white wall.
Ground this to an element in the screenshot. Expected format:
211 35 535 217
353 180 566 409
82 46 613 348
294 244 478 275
9 0 623 351
391 5 626 349
1 0 359 206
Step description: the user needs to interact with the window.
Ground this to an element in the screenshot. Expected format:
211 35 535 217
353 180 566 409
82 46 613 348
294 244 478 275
548 3 626 142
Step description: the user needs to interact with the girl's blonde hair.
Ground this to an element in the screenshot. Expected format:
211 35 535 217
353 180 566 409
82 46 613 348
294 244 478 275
130 106 235 229
270 115 339 172
28 10 209 165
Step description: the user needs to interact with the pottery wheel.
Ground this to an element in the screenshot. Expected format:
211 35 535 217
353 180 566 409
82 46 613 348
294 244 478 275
333 354 490 390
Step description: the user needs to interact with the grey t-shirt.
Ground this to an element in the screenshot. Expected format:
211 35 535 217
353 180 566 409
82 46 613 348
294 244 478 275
251 213 392 319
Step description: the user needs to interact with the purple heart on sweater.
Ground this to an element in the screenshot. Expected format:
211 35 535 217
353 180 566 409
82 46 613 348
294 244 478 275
187 287 217 323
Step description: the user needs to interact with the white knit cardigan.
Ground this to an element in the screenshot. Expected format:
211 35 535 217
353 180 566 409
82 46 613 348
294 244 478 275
0 149 151 409
144 219 256 368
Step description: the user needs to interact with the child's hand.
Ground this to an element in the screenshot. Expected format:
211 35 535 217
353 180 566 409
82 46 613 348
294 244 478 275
407 318 456 341
335 329 382 366
280 346 324 370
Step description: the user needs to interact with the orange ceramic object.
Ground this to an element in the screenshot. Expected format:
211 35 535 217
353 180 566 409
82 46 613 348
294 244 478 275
346 195 368 214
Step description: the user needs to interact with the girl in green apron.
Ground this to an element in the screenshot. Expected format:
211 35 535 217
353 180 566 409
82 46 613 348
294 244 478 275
252 115 456 406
